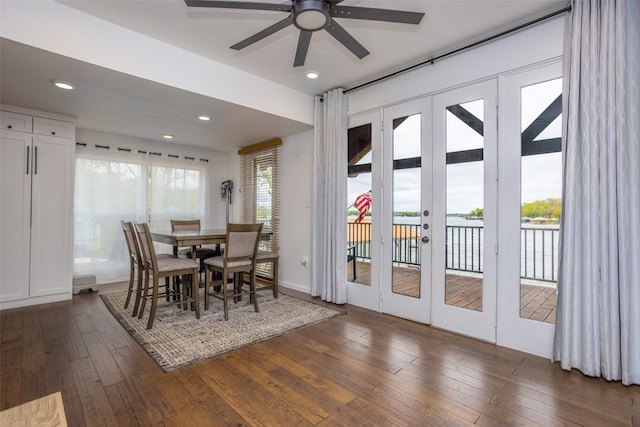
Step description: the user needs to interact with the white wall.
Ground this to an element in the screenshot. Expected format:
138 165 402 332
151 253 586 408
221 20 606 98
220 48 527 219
348 16 565 115
278 131 314 293
76 129 231 229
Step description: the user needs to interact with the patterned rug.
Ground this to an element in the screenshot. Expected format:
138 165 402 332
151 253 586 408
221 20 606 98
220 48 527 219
100 290 343 372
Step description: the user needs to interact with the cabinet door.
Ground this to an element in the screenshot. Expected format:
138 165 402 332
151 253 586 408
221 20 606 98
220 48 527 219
33 117 74 139
29 135 72 297
0 131 32 302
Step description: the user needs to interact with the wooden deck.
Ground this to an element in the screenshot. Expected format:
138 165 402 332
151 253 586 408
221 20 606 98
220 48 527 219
350 261 557 324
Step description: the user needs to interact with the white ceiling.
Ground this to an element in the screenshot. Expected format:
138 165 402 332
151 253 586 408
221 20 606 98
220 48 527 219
0 0 568 152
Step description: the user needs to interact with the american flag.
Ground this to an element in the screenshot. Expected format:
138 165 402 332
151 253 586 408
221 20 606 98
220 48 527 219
354 191 372 223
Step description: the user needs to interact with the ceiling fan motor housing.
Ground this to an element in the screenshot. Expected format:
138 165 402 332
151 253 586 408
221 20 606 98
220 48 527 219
292 0 331 31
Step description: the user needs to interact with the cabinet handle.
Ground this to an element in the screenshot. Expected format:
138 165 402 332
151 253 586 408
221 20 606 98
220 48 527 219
34 146 38 175
26 146 30 175
51 131 56 135
7 124 12 129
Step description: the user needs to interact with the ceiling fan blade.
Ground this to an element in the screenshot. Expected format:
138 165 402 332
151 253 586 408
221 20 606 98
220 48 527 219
184 1 291 13
293 31 312 67
231 16 293 50
331 6 424 25
324 19 369 59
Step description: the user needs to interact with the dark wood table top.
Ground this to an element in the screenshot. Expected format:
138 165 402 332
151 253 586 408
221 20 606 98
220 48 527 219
150 229 227 248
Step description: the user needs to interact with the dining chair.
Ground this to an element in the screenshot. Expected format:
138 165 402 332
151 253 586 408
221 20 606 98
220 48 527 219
135 222 201 329
121 221 145 316
170 219 218 272
240 250 279 299
203 223 262 320
121 221 174 317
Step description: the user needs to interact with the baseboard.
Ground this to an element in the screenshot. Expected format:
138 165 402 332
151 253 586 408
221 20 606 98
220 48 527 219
0 292 72 311
279 280 311 295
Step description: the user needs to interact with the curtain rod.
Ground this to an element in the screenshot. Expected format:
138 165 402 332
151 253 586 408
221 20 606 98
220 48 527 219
343 4 572 94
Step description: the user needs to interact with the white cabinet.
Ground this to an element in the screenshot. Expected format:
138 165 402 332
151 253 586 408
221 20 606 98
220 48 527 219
0 108 75 309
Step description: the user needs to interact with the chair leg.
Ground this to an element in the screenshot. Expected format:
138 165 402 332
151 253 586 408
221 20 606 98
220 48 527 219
131 265 144 317
146 275 160 329
251 269 259 314
204 266 210 311
124 259 134 309
192 268 200 320
222 268 230 321
181 274 190 310
138 271 150 319
272 258 279 298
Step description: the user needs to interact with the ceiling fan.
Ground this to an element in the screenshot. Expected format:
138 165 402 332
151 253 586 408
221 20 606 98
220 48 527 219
184 0 425 67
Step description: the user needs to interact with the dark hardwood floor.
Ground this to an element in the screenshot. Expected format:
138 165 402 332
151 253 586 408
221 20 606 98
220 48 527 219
1 282 638 426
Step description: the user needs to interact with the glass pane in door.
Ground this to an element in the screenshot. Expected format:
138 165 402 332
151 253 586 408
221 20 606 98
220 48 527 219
520 78 562 323
444 99 485 311
347 123 373 284
392 114 421 297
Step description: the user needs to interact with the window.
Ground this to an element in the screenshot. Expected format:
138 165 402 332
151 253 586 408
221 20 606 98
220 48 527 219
74 148 208 284
239 141 280 277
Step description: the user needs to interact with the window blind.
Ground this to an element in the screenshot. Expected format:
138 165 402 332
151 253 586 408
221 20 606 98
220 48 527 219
240 144 280 277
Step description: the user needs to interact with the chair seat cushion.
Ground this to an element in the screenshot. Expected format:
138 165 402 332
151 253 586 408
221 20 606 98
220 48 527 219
157 256 199 272
203 256 252 269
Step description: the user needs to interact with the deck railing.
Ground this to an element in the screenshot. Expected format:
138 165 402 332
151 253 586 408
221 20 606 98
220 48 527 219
347 222 559 283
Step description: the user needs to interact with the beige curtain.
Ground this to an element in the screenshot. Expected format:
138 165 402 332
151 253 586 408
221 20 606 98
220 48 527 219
311 89 348 304
553 0 640 385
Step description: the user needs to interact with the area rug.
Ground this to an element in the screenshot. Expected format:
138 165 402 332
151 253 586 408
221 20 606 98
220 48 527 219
100 291 343 372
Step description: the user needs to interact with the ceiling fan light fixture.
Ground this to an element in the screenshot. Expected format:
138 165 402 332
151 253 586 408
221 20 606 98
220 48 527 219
293 0 330 31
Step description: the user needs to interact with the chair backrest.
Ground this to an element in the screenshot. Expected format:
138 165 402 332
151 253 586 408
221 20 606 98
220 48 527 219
225 223 263 262
134 222 158 272
170 219 201 232
121 221 142 266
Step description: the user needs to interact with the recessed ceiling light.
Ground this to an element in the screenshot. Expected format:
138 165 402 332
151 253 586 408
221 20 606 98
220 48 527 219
51 80 74 90
198 115 211 121
306 71 319 79
162 134 174 140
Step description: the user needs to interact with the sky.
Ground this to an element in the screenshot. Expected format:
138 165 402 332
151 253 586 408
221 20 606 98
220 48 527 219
348 78 562 215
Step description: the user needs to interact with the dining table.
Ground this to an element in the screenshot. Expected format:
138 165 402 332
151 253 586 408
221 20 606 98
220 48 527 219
150 228 227 258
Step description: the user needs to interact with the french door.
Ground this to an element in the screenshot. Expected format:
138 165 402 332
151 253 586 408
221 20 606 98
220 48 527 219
497 62 562 358
380 99 432 324
431 80 498 342
348 70 559 354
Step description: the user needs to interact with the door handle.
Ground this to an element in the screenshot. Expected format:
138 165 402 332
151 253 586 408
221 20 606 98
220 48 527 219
421 236 430 243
